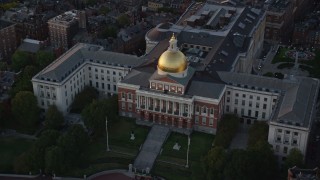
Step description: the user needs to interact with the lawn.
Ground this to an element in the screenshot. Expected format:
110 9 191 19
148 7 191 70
108 117 150 151
64 117 150 177
0 137 34 173
155 132 214 179
272 47 294 64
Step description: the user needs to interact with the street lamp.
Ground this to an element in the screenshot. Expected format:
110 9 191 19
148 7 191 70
106 116 110 151
186 135 190 168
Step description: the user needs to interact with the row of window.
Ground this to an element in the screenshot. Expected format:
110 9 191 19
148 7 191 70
89 73 120 82
228 98 268 109
277 129 299 136
195 105 214 115
227 91 273 102
88 66 122 76
195 116 214 126
226 105 267 119
89 81 117 91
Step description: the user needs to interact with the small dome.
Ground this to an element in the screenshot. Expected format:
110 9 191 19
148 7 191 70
158 34 187 73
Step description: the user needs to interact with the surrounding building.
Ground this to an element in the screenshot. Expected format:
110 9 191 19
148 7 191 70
0 20 16 61
148 0 168 12
292 12 320 48
31 43 144 114
288 166 320 180
48 10 86 51
264 0 294 43
145 3 266 74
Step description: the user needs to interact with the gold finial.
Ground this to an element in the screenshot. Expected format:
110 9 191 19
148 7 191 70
171 33 176 40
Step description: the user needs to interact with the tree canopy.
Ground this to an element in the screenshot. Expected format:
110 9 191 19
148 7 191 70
14 126 89 175
117 14 130 27
11 51 32 72
214 114 239 148
10 65 38 97
44 105 64 130
202 146 227 180
248 121 269 147
81 96 118 136
71 86 98 113
12 91 40 132
36 51 55 70
285 148 304 169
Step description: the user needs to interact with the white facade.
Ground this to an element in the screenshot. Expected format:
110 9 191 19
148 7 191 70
32 43 143 114
224 85 279 123
268 122 309 162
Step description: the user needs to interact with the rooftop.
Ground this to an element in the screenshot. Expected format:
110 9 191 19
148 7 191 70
217 72 319 128
0 19 14 29
145 3 265 72
33 43 145 83
48 10 80 25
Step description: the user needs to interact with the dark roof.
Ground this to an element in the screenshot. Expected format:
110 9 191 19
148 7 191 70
0 19 14 29
186 80 225 99
177 31 224 47
34 43 144 83
18 41 41 53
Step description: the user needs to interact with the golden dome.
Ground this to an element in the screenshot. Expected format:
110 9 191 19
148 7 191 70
158 34 187 73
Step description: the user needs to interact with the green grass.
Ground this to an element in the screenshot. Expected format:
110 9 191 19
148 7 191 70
109 117 149 150
189 132 214 161
272 47 294 64
160 132 188 160
0 137 34 173
156 132 214 179
64 117 150 177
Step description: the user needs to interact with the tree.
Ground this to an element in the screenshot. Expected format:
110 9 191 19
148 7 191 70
224 149 250 180
44 105 64 130
57 125 89 167
246 141 278 180
36 51 55 70
202 147 227 180
214 114 239 148
71 86 98 113
0 61 8 71
82 96 118 136
117 14 130 27
44 146 64 174
28 130 61 170
10 65 38 97
248 121 269 147
11 51 31 72
285 148 304 169
101 26 118 39
12 91 40 131
14 152 31 174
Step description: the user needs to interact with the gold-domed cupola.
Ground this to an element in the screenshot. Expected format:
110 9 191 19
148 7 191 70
158 34 187 74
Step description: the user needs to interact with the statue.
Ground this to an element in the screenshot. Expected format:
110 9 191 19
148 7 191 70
130 131 135 140
173 141 181 150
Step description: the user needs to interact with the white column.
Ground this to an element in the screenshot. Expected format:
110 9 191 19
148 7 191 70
166 100 169 113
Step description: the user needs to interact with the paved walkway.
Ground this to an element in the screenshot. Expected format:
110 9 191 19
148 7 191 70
229 124 249 150
133 125 170 171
